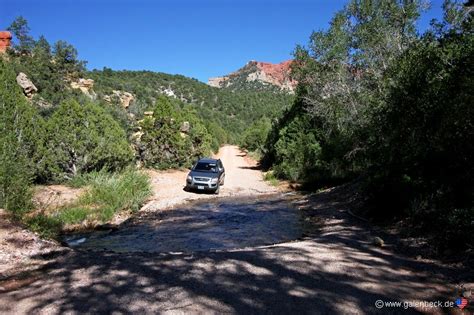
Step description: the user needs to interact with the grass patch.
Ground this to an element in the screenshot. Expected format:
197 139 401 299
263 170 279 187
28 168 152 239
64 167 152 222
246 150 262 161
25 214 62 239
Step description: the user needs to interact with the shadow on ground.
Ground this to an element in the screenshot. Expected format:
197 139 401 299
0 186 471 314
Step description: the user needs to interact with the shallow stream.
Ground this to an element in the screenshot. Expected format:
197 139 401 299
65 194 304 253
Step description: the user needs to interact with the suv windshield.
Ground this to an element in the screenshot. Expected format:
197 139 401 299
194 162 217 173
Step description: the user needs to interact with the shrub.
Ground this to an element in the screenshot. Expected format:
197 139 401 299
139 96 212 169
59 168 151 223
241 117 271 152
45 99 133 181
0 59 36 216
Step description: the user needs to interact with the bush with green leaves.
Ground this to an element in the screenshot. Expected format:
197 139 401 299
264 0 473 250
138 96 212 169
0 59 36 215
45 99 133 181
27 168 152 238
365 23 474 246
241 117 271 152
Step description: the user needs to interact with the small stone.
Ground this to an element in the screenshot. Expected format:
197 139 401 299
373 236 384 247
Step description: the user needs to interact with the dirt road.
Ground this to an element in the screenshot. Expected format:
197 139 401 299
0 146 471 314
141 145 278 211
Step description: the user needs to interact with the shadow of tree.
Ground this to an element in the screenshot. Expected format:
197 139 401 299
0 186 471 314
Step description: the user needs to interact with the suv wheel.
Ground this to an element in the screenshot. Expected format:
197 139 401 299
214 184 220 195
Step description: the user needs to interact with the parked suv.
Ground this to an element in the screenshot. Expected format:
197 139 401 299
185 158 225 194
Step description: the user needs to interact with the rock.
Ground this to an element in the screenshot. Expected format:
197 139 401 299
373 236 385 247
131 131 144 142
34 97 53 109
144 111 154 117
70 78 95 98
16 72 38 98
0 31 12 53
208 60 297 93
103 90 134 108
180 121 190 133
163 87 176 98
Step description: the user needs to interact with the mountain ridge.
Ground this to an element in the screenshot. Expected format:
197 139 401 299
208 60 297 93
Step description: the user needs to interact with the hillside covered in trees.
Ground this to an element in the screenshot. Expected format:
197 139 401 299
0 16 294 236
87 69 293 143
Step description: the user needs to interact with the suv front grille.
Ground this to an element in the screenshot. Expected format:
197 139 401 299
194 177 210 182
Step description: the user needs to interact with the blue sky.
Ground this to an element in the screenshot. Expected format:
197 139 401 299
1 0 444 82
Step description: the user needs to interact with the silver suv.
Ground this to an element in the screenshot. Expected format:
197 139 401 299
185 158 225 194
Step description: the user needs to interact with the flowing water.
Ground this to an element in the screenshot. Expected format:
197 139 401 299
65 194 304 253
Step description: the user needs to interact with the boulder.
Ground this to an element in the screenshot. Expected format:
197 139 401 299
70 78 96 99
16 72 38 98
103 90 134 108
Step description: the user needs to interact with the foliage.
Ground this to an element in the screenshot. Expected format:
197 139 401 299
7 18 86 107
70 167 152 221
240 117 272 152
87 69 294 143
0 60 36 215
263 171 279 187
7 16 35 54
264 0 473 250
265 0 425 184
44 99 133 181
25 214 62 239
138 96 212 169
365 22 474 246
27 168 151 238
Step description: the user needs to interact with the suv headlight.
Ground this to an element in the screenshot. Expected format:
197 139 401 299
210 178 218 184
187 175 193 182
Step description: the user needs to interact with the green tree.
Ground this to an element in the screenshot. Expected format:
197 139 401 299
138 96 212 169
7 16 35 54
53 40 86 80
241 117 272 152
45 100 133 181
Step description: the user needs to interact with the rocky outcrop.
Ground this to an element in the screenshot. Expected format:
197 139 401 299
16 72 38 98
208 77 229 88
162 87 177 98
208 60 297 93
0 31 12 53
70 78 96 98
104 90 135 109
